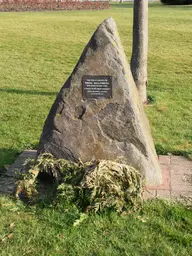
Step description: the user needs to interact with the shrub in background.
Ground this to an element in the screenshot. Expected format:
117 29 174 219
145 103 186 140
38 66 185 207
0 0 110 12
160 0 192 5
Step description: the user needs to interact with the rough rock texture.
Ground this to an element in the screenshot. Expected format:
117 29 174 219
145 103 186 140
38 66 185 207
37 17 162 185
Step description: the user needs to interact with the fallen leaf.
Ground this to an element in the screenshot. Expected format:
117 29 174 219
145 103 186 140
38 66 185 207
7 233 13 239
1 237 7 242
9 222 15 230
136 216 147 223
73 213 87 227
121 210 133 216
103 230 109 235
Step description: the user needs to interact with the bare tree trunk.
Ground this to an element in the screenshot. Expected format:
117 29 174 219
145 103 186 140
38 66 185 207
131 0 148 103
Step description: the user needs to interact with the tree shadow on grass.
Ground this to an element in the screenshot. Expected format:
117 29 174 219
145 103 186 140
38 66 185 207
0 88 57 96
162 6 192 9
0 148 21 175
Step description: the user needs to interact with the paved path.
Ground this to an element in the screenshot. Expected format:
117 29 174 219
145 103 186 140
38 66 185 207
0 151 191 202
144 155 192 201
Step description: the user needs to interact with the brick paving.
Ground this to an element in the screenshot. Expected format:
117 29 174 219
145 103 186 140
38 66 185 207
0 151 192 201
144 155 192 200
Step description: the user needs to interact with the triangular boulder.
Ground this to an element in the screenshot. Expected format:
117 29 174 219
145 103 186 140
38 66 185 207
37 18 162 185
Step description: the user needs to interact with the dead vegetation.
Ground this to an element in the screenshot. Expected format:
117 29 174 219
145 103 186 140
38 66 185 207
15 153 144 213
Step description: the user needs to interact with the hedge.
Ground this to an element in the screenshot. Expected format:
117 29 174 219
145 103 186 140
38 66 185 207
0 0 110 12
160 0 192 5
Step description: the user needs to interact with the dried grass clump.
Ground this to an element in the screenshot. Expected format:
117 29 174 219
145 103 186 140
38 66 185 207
16 153 144 212
81 160 143 212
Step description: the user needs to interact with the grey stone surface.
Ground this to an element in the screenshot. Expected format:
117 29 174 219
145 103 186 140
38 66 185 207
37 17 161 185
0 150 36 195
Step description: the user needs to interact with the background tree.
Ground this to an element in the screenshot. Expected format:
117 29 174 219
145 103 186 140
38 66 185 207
131 0 148 103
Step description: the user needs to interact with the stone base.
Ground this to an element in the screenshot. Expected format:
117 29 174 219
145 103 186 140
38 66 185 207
0 151 192 203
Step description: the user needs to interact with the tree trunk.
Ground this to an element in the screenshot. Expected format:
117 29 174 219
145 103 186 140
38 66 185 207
131 0 148 103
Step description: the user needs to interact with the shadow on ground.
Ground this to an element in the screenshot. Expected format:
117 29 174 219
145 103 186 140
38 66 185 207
0 88 57 96
0 148 20 174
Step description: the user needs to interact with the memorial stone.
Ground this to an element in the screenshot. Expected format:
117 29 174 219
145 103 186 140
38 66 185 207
37 17 162 185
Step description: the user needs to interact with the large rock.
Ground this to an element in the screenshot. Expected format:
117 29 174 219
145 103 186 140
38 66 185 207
37 17 162 185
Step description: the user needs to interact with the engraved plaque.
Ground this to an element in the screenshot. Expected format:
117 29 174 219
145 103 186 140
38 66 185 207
82 75 112 99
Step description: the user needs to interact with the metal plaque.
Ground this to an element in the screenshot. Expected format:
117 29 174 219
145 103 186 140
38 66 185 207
82 75 112 99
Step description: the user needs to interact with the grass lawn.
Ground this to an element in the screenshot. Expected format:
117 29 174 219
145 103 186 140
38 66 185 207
0 3 192 169
0 196 192 256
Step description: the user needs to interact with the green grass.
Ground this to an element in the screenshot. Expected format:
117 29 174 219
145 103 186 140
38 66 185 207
0 3 192 169
0 195 192 256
